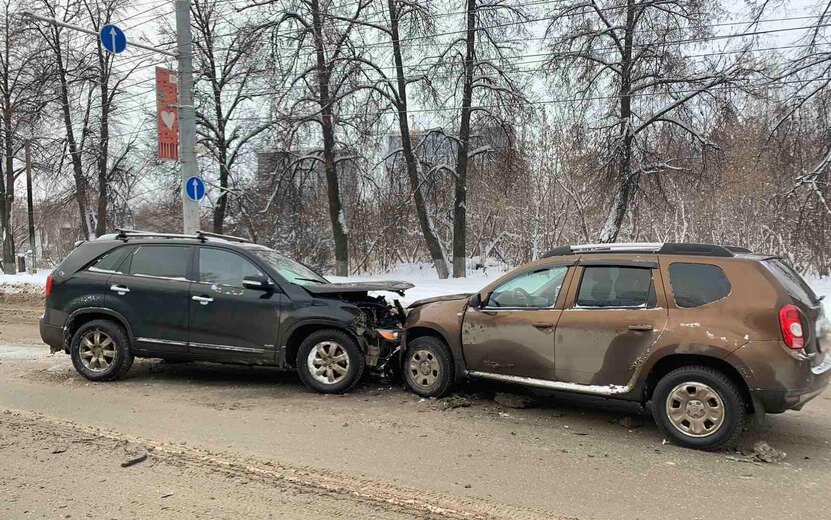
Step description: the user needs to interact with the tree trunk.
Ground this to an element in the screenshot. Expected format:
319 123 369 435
600 0 636 244
388 0 449 279
311 0 348 275
52 26 90 241
2 98 14 274
452 0 477 277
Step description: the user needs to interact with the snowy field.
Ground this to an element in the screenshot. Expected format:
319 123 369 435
2 264 829 314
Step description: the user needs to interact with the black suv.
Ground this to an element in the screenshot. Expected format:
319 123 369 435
39 230 411 393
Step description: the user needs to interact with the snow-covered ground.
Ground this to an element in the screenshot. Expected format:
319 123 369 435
2 265 829 315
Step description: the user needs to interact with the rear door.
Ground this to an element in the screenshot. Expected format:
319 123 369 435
105 244 193 354
462 264 571 380
188 246 282 361
554 260 668 386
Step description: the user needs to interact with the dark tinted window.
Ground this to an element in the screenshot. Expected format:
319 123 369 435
128 246 190 279
763 259 818 305
577 267 654 308
668 263 731 308
199 248 264 287
488 266 568 308
87 246 133 274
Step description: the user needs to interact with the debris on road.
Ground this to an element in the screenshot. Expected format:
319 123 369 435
613 416 643 429
726 441 787 464
494 392 534 409
51 445 68 454
437 394 472 410
121 447 148 468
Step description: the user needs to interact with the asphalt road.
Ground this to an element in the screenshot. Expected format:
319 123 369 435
1 296 830 520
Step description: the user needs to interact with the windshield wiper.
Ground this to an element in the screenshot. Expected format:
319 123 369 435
295 277 327 284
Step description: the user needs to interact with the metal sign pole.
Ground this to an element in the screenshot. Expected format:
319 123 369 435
175 0 199 235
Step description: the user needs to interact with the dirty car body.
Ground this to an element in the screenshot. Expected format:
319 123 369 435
39 230 411 393
402 242 831 450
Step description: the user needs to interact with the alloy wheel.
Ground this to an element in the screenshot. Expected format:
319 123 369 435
307 341 350 385
79 330 116 372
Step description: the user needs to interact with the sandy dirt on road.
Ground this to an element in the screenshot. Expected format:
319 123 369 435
2 295 831 520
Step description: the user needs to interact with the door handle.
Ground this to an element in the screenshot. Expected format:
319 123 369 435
532 322 554 329
192 295 214 305
628 324 653 331
110 284 130 295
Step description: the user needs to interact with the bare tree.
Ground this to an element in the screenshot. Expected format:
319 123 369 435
433 0 529 277
545 0 754 242
0 0 50 273
253 0 372 275
191 0 272 234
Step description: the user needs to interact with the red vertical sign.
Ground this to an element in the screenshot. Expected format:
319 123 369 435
156 67 179 161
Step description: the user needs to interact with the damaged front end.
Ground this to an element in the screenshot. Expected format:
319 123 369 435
305 281 413 378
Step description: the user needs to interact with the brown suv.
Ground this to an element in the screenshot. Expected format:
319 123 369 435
401 243 831 450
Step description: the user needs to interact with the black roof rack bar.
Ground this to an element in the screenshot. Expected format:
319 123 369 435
657 243 736 257
195 230 251 243
114 229 200 241
113 229 251 244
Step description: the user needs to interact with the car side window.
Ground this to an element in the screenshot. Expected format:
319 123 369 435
487 266 568 308
668 263 731 308
576 266 654 308
127 245 191 279
87 246 134 274
199 248 264 288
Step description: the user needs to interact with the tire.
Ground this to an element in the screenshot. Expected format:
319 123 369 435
402 336 454 398
70 319 134 382
296 329 365 394
652 366 745 451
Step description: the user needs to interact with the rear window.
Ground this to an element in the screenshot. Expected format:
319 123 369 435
763 258 819 305
668 263 731 308
127 246 191 279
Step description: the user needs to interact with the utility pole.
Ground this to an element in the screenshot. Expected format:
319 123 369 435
24 140 36 273
175 0 199 234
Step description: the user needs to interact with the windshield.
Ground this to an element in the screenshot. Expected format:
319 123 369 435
252 249 328 286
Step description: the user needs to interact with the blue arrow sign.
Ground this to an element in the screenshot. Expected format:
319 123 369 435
185 176 206 202
100 24 127 54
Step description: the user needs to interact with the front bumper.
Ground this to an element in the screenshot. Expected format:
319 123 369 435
39 317 64 353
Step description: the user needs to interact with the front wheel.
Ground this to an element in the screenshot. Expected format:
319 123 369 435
402 336 454 398
652 366 745 450
296 329 365 394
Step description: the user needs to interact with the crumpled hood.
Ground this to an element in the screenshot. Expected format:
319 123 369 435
408 293 471 309
304 281 415 296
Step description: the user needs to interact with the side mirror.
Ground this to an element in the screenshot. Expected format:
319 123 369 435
469 292 484 308
243 275 274 291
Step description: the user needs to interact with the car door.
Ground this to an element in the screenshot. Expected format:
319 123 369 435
554 260 669 387
105 244 193 355
188 246 282 361
461 264 572 380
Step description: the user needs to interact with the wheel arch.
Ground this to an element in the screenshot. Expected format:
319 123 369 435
404 325 467 383
64 308 134 351
643 353 754 411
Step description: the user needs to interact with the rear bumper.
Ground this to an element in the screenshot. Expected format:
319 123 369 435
729 342 831 414
39 317 64 353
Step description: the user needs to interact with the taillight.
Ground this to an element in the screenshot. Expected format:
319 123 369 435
779 304 804 350
45 274 53 297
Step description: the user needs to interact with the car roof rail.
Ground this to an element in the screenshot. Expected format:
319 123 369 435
195 230 251 243
112 228 252 244
542 242 750 258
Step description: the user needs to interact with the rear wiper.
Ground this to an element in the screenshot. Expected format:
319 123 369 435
295 277 327 284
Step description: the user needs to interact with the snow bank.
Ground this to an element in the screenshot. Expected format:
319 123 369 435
0 270 51 295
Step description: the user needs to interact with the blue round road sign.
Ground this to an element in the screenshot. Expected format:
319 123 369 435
185 176 206 202
100 24 127 54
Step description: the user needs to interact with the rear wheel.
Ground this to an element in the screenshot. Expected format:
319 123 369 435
70 319 134 382
652 366 745 450
403 336 454 398
296 329 364 394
